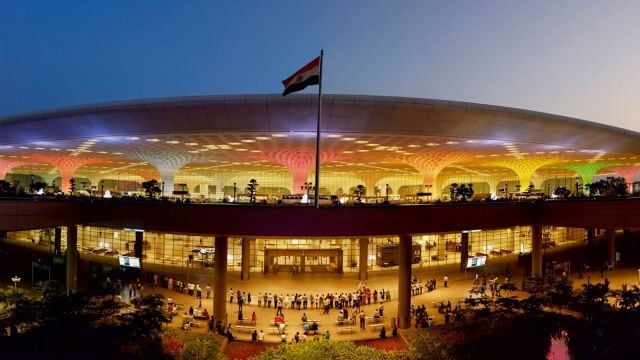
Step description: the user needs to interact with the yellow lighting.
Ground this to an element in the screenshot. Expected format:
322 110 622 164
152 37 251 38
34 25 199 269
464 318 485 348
166 140 180 144
146 138 160 142
126 137 139 140
327 134 342 138
241 139 256 143
272 133 287 138
185 142 199 146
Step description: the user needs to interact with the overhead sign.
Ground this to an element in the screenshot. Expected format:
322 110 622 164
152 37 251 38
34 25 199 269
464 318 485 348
118 256 141 268
466 256 487 268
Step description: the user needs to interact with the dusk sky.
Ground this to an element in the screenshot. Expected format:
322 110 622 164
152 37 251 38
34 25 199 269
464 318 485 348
2 1 639 132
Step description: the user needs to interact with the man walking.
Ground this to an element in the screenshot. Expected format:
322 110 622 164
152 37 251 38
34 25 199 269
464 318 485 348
444 275 449 288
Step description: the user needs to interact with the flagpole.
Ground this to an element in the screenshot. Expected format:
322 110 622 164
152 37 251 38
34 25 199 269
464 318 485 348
314 49 323 209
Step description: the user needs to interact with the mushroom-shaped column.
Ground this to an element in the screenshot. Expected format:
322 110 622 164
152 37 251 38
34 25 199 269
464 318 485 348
32 155 103 194
489 159 557 192
405 152 470 198
131 151 199 197
262 148 342 194
561 163 612 195
0 159 28 181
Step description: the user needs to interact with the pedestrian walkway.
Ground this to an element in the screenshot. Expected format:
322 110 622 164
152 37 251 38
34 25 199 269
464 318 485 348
141 263 640 342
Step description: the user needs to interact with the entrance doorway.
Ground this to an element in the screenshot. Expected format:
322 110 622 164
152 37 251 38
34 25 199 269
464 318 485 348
264 249 343 274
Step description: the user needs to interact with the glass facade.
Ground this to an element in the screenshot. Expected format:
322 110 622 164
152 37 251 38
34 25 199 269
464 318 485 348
5 224 587 274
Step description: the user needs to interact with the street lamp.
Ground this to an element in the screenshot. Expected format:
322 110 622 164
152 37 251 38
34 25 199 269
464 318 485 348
385 184 390 203
11 276 21 290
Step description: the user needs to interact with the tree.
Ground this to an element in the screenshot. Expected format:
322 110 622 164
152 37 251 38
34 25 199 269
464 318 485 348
586 176 628 197
246 178 259 203
354 184 366 203
0 281 170 359
553 186 571 199
142 179 162 199
611 285 640 310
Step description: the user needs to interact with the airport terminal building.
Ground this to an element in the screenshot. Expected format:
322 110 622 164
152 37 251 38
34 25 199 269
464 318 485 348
2 94 640 328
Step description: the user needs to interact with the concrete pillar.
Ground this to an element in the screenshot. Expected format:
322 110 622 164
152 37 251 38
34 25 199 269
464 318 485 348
66 225 78 293
507 228 515 252
359 238 368 280
460 232 469 271
240 238 251 280
607 229 616 267
531 224 542 278
300 252 306 273
587 228 595 245
214 236 228 325
134 231 144 278
397 234 412 329
54 227 62 256
437 234 446 261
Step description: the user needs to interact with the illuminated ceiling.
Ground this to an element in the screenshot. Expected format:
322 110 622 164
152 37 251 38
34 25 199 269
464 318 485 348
1 94 639 189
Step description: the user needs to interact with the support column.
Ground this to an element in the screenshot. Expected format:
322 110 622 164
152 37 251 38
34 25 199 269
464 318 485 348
607 229 616 268
531 224 542 278
214 236 228 325
66 225 78 293
54 227 62 256
240 238 251 280
437 234 446 261
359 238 368 280
134 231 144 278
397 234 412 329
460 232 469 271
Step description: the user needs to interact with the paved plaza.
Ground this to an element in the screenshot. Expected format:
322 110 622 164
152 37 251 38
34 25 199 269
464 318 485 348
122 261 640 342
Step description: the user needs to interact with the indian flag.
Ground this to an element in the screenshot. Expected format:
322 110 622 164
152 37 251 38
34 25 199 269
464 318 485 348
282 56 321 96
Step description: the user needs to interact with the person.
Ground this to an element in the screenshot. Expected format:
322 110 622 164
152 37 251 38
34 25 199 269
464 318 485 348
226 328 235 341
208 319 214 333
310 321 318 332
392 324 398 337
313 330 320 341
359 309 366 330
251 329 258 342
229 288 234 303
280 332 287 343
251 311 257 322
206 284 211 299
202 308 209 319
294 331 300 343
379 325 387 339
323 330 330 340
379 303 384 316
257 329 265 342
188 306 194 316
302 321 310 334
444 275 449 288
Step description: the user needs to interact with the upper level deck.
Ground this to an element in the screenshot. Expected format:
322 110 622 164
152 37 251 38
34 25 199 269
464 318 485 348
1 197 639 237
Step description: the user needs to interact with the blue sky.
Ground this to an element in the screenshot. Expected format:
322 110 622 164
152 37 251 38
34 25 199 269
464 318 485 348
1 1 639 132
